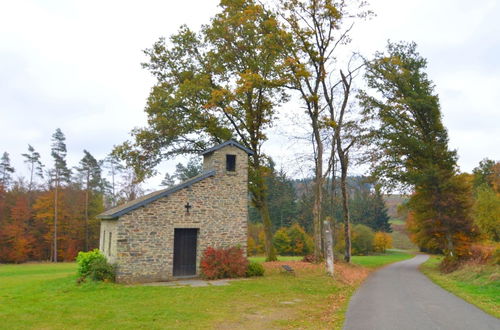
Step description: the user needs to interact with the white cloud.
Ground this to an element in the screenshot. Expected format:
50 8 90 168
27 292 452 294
0 0 498 190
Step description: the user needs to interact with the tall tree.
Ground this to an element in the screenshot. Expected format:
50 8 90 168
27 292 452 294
248 159 298 231
114 0 290 261
50 128 71 262
117 168 145 203
3 194 33 263
76 150 102 251
103 154 124 207
279 0 370 263
370 186 392 232
0 152 15 189
360 42 476 258
472 158 496 188
21 145 44 192
473 184 500 241
174 157 202 181
160 173 176 188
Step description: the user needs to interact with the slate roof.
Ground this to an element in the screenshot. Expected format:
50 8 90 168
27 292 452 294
97 170 216 220
200 140 254 156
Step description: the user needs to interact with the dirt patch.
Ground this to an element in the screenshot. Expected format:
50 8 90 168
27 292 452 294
218 261 371 329
262 260 321 273
216 309 295 330
334 263 370 285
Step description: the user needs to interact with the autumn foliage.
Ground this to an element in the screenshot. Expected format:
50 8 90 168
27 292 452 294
200 246 248 280
272 223 314 256
373 232 393 253
0 183 103 263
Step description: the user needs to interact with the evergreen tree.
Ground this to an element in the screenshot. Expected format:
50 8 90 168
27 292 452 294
472 159 496 189
103 154 124 207
76 150 103 251
174 157 202 181
0 152 15 188
248 161 298 231
49 128 71 262
160 173 176 188
371 187 392 232
21 145 44 192
360 42 475 258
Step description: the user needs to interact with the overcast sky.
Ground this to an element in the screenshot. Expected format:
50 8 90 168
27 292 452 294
1 0 499 190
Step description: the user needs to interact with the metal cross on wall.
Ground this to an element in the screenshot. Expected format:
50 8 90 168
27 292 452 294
184 202 192 214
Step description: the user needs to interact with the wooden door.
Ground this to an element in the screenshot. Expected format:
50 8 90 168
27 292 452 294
173 228 198 277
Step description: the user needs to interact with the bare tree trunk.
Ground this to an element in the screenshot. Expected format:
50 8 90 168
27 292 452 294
323 218 334 276
28 162 34 192
260 199 277 261
250 153 277 261
446 232 454 257
84 182 89 251
339 158 351 262
312 176 323 259
54 180 58 263
312 121 324 260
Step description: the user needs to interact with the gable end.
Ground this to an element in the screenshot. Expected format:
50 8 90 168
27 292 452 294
97 170 216 220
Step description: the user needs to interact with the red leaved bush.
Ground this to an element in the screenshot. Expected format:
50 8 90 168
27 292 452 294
200 246 248 279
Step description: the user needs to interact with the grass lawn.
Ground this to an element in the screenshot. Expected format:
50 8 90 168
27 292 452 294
420 256 500 318
0 251 413 329
389 218 405 226
351 249 414 268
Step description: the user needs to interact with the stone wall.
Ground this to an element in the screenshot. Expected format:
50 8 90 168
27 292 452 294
114 145 248 283
99 220 117 263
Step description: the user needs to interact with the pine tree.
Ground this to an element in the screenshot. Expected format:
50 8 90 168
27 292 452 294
371 187 392 232
0 152 15 189
50 128 71 262
174 157 202 182
21 145 44 192
103 154 124 207
160 173 176 188
76 150 102 251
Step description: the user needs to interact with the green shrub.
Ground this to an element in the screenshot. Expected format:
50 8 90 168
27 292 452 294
273 228 292 255
352 224 375 255
88 258 116 282
273 223 314 256
287 223 314 255
76 249 107 277
76 249 115 282
373 232 393 253
246 261 265 277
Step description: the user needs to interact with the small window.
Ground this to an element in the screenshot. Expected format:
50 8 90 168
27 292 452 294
103 230 106 253
108 232 112 256
226 154 236 172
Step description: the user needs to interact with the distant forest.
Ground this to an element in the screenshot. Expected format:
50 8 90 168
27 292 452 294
0 129 392 263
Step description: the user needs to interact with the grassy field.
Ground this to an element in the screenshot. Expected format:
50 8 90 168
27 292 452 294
0 252 412 329
388 218 405 226
351 250 414 268
420 256 500 318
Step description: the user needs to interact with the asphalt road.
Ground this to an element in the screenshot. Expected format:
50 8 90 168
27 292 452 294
343 254 500 330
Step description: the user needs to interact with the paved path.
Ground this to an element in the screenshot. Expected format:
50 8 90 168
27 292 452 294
344 254 500 330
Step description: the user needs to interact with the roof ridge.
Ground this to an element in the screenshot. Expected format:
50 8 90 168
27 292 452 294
200 140 254 156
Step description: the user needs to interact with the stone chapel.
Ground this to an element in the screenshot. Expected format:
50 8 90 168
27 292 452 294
97 140 252 283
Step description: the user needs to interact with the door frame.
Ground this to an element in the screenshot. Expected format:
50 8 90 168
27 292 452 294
172 228 199 278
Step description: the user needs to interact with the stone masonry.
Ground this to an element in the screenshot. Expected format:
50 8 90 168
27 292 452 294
98 141 250 284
